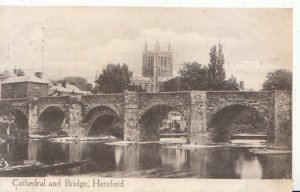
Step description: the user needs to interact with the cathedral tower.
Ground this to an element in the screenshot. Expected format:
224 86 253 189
142 41 173 92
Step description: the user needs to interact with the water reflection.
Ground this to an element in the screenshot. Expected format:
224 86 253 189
257 154 292 179
0 140 291 179
234 152 263 178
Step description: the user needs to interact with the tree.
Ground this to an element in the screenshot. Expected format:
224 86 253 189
223 75 239 90
160 62 209 92
128 84 146 92
94 63 132 93
161 44 240 92
52 76 93 91
262 69 292 91
179 61 209 90
208 44 226 90
160 76 186 92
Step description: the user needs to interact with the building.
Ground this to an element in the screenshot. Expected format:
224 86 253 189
132 41 174 92
48 82 90 96
1 72 49 99
0 69 22 98
239 81 245 91
131 75 153 92
0 71 12 98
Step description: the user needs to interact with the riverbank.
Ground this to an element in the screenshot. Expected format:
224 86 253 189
48 136 118 143
249 148 292 154
105 137 187 146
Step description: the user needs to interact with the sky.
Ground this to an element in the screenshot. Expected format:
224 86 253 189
0 7 292 90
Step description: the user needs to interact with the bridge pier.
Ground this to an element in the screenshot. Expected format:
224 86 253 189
267 91 292 150
189 91 213 145
68 102 85 136
124 92 141 141
28 101 39 136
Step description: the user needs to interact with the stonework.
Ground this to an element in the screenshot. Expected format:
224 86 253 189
269 91 292 149
0 90 292 149
190 91 211 144
124 91 140 141
138 41 174 92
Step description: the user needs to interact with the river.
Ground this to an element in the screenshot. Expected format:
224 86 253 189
0 138 291 179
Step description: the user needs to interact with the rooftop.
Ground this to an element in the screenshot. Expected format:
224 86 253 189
132 75 172 82
49 83 90 95
1 75 49 84
132 75 152 82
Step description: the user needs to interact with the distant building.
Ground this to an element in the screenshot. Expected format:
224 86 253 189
132 41 174 92
131 75 153 92
239 81 245 91
0 70 13 97
0 69 23 98
1 72 49 99
0 70 14 82
160 110 187 134
48 82 90 96
168 110 181 121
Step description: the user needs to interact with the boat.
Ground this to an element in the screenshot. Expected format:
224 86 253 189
0 159 90 176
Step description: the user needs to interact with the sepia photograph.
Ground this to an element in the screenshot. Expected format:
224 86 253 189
0 4 295 192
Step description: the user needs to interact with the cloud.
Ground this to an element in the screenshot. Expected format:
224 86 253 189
0 7 292 91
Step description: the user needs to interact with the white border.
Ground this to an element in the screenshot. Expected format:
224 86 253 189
0 0 298 191
0 0 295 7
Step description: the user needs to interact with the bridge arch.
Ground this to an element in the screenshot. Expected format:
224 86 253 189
138 103 188 141
38 105 66 136
12 109 29 137
0 104 29 137
83 105 123 138
207 104 267 142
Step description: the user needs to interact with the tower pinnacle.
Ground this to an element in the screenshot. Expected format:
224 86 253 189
168 42 171 52
144 41 148 52
155 40 160 51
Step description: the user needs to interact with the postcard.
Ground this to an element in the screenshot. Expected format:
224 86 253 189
0 3 296 192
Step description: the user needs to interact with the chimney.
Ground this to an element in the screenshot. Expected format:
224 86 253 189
239 81 244 91
35 72 43 79
17 69 25 76
3 70 9 76
61 81 66 88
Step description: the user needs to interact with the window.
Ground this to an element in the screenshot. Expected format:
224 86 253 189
35 85 41 90
151 57 154 66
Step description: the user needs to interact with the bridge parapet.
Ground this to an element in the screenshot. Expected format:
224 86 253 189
82 93 125 103
0 98 30 118
0 98 30 102
81 93 125 115
36 96 71 103
206 91 274 125
0 91 292 149
137 91 191 112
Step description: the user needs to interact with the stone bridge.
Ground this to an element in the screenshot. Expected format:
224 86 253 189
0 91 292 149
